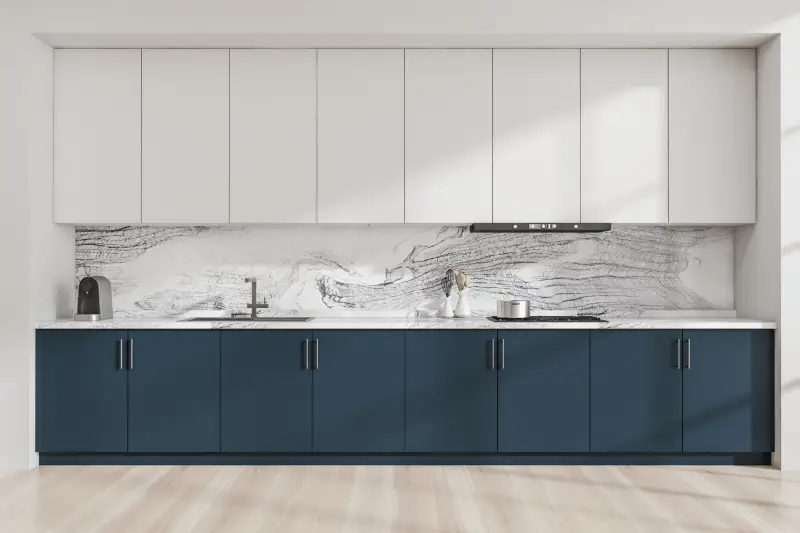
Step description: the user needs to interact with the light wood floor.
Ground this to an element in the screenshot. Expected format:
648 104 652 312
1 465 799 533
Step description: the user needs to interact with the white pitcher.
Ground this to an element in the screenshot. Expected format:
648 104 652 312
454 288 472 318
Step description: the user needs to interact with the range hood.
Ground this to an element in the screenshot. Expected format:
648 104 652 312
470 223 611 233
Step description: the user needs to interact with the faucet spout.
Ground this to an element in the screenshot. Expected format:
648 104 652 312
245 278 269 318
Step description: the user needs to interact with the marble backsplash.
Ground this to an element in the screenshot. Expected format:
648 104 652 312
76 225 734 318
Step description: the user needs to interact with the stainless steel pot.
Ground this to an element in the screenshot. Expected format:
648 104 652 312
496 300 531 319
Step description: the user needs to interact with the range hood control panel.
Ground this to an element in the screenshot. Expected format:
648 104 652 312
526 223 578 230
470 223 611 233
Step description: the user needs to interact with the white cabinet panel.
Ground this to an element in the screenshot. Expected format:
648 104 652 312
230 50 316 223
142 50 229 224
54 49 141 223
493 49 580 222
405 49 492 223
580 50 669 223
669 49 756 224
318 50 405 223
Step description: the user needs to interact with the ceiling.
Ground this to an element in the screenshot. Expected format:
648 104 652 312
18 0 800 44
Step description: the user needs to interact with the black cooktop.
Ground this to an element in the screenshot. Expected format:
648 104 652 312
487 315 607 323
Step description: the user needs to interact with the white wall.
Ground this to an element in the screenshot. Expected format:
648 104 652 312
0 10 35 471
736 36 782 466
777 22 800 470
737 15 800 470
0 4 73 471
28 44 75 324
3 0 800 470
26 36 75 468
736 38 781 322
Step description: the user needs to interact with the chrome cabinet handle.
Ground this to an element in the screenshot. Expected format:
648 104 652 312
304 339 310 370
118 339 125 370
490 339 496 370
127 338 134 370
675 339 682 369
499 339 505 370
314 339 319 370
685 339 691 370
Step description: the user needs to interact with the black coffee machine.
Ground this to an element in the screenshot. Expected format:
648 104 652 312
75 276 113 321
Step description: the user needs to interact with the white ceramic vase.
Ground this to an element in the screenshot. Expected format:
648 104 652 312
454 288 472 318
441 296 455 318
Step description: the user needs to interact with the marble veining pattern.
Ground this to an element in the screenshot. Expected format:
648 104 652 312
75 225 734 318
36 318 776 331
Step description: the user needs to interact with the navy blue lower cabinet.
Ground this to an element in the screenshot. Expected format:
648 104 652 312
127 331 221 453
406 330 498 453
36 327 775 464
312 331 405 452
36 330 128 453
221 331 313 453
498 331 590 452
682 330 774 453
590 330 684 453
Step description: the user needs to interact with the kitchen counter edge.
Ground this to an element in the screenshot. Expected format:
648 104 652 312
35 318 778 330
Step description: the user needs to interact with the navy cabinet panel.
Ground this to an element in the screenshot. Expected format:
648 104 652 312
406 330 498 453
313 331 405 452
221 331 313 453
498 331 590 452
36 330 128 453
591 330 683 453
128 331 221 453
682 330 774 452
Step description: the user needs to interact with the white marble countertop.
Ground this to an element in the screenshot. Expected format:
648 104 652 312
36 317 777 330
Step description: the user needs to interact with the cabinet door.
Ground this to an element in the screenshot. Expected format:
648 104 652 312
669 50 756 224
682 330 773 452
221 331 313 452
36 331 128 453
406 331 497 452
142 50 229 223
590 330 683 452
405 50 492 223
54 49 141 223
313 331 405 452
128 331 220 452
318 50 405 223
581 50 668 223
493 49 580 222
498 331 589 452
230 49 317 223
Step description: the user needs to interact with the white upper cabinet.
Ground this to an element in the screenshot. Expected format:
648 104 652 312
493 49 580 222
230 50 317 223
54 50 142 224
318 50 405 223
141 50 229 224
405 49 493 224
580 50 669 223
54 47 757 227
668 49 756 224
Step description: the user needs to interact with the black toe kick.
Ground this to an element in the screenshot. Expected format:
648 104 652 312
39 453 771 467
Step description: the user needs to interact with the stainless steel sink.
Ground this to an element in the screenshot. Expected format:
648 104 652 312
183 317 312 322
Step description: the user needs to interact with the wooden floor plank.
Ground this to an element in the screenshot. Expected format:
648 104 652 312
0 465 798 533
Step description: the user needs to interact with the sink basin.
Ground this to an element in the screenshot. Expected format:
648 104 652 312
183 317 312 322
